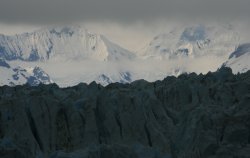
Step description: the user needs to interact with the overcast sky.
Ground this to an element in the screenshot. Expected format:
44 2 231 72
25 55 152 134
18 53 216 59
0 0 250 50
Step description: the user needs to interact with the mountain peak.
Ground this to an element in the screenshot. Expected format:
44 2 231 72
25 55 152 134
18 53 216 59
140 24 240 60
0 26 135 62
0 60 53 86
180 25 207 42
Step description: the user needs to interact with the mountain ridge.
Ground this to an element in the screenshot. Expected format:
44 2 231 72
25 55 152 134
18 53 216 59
0 26 135 62
0 67 249 158
0 58 53 86
223 43 250 73
139 24 240 60
0 24 249 87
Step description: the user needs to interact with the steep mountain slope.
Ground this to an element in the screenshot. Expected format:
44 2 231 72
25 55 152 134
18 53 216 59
140 24 240 60
0 26 137 86
0 68 249 158
223 43 250 73
0 58 53 86
0 26 135 62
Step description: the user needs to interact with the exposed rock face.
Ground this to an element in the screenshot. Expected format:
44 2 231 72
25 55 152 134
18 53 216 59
0 58 10 68
223 43 250 73
0 67 249 158
0 65 53 87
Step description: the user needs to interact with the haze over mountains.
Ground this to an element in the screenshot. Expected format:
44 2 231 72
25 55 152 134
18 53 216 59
140 24 239 59
0 24 249 86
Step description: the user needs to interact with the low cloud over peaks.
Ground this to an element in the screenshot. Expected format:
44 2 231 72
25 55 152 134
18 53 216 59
0 0 250 25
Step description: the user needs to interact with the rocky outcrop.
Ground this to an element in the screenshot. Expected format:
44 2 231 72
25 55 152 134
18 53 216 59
0 67 249 158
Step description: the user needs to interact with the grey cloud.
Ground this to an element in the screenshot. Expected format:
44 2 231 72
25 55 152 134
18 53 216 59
0 0 250 24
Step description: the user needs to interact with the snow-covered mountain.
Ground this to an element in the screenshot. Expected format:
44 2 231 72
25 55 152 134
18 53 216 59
96 72 132 86
0 26 135 62
0 24 249 87
223 43 250 73
139 24 240 60
0 58 53 86
0 26 138 86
